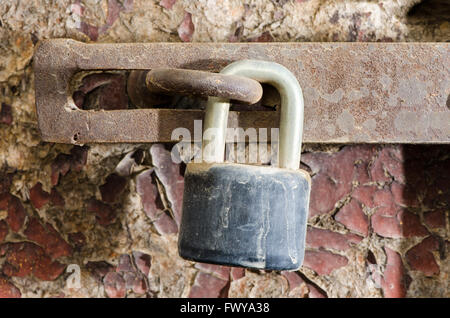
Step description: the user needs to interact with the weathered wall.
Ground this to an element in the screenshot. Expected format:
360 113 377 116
0 0 449 298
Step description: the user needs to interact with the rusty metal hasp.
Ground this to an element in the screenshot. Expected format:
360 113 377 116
34 39 450 144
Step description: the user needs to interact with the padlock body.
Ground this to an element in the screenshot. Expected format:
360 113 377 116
178 163 311 270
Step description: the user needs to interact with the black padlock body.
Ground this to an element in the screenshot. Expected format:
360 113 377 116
178 163 311 271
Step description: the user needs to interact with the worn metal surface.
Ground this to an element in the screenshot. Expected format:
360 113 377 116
127 70 171 108
179 162 310 270
34 39 449 144
128 68 263 107
145 68 263 104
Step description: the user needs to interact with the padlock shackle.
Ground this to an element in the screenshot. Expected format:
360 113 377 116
203 59 304 170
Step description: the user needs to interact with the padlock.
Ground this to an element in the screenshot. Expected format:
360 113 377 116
178 60 311 270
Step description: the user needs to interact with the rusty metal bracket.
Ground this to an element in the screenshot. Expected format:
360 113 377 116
34 39 449 144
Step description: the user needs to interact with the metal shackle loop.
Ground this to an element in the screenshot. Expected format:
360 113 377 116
202 60 304 170
128 68 263 107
